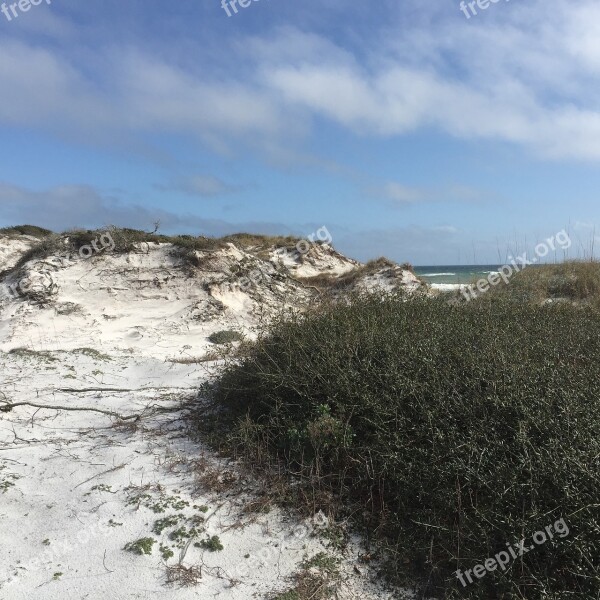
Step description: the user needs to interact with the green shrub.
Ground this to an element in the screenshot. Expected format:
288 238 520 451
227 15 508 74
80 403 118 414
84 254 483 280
214 292 600 599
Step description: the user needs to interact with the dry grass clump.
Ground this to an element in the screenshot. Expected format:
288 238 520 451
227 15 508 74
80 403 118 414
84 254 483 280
213 292 600 599
484 260 600 304
8 234 65 273
271 553 341 600
221 233 302 249
68 227 228 255
191 456 238 495
166 563 202 586
298 257 414 290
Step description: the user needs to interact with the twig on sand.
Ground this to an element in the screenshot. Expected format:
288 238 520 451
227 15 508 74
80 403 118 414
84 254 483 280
54 387 135 394
73 463 127 489
1 401 141 420
103 550 114 573
0 400 187 422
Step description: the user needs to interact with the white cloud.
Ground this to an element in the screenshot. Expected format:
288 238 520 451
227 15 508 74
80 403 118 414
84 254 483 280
3 2 600 161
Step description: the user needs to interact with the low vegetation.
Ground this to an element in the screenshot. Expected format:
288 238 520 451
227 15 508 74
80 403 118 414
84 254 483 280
482 260 600 305
1 226 322 277
0 225 53 238
299 258 415 291
221 233 303 249
213 291 600 599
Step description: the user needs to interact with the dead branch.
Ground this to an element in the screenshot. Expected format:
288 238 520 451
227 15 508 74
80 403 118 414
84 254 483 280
0 401 140 420
53 387 134 393
0 400 188 422
73 463 126 489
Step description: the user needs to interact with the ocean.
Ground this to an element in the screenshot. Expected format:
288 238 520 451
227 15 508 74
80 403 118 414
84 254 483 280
413 265 502 286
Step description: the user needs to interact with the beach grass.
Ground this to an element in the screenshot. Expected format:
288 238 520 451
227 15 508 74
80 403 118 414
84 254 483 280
483 260 600 304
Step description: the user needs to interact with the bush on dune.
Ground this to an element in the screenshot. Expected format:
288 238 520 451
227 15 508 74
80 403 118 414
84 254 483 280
214 292 600 599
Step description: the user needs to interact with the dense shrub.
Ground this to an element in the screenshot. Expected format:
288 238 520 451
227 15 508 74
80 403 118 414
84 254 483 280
215 292 600 599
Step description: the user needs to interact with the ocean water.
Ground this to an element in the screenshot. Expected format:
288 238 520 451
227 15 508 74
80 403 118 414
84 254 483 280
414 265 502 286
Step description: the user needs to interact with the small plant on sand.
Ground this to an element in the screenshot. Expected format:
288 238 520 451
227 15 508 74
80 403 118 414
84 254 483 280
125 487 190 514
90 484 114 493
0 466 20 493
108 519 123 527
195 535 224 552
169 526 202 545
152 515 183 535
160 543 175 560
0 480 15 493
124 537 156 555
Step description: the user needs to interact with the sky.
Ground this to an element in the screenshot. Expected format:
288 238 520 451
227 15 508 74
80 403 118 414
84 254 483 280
0 0 599 265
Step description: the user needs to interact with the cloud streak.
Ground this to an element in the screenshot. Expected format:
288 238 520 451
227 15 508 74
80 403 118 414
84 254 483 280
154 175 243 198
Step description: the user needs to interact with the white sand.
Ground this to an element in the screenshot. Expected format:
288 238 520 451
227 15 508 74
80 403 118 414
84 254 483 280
0 236 416 599
0 235 36 273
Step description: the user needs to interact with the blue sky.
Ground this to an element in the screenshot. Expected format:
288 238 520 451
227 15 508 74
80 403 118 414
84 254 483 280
0 0 599 264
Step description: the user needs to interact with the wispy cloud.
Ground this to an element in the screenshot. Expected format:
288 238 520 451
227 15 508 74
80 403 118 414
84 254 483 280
367 183 426 206
154 175 243 198
366 182 493 207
